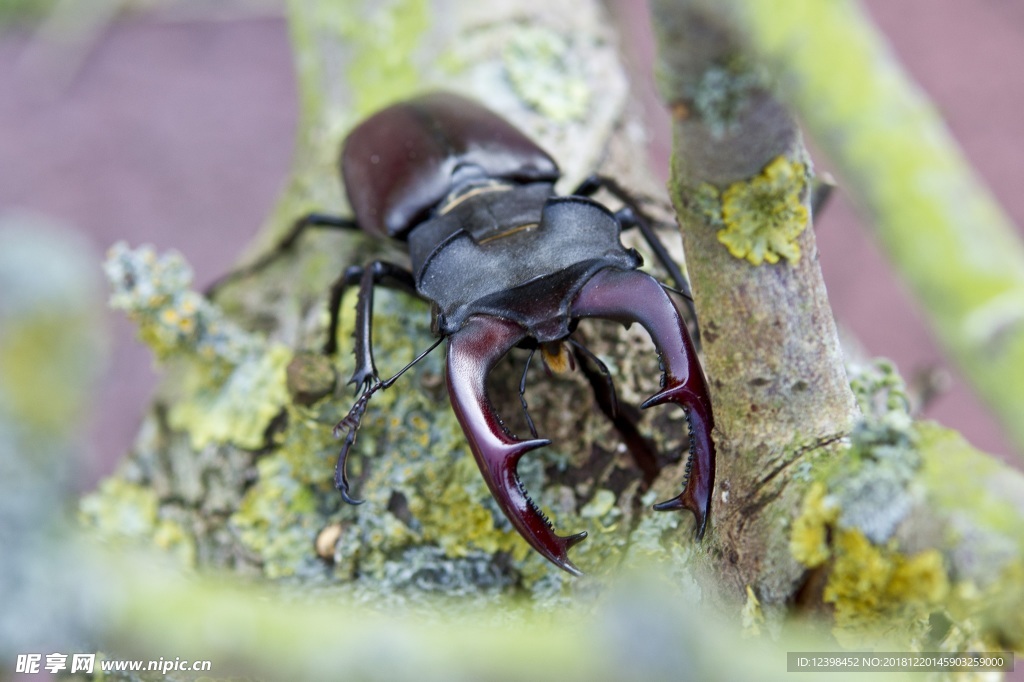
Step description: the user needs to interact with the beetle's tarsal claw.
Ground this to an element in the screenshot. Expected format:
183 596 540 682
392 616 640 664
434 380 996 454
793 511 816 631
338 483 365 506
332 382 381 506
347 371 377 396
333 426 365 506
571 267 716 541
447 315 589 575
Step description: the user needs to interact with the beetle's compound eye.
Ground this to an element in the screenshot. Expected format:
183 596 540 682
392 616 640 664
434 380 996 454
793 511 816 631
446 314 588 575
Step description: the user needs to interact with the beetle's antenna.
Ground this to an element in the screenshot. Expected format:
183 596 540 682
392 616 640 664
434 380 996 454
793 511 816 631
659 281 694 302
205 212 358 297
332 335 445 505
380 335 446 390
518 348 539 439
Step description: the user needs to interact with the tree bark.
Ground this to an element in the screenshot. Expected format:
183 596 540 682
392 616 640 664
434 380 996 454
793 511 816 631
651 0 1024 649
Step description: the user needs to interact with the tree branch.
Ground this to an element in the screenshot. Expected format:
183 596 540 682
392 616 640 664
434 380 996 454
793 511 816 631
650 0 859 608
652 0 1024 649
709 0 1024 457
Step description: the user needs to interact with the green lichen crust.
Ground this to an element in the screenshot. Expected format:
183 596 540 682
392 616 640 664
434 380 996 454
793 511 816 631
79 477 198 567
336 0 430 117
1 217 109 659
688 59 767 141
713 155 809 265
104 243 291 450
503 27 590 123
790 359 1024 650
94 231 707 602
722 0 1024 454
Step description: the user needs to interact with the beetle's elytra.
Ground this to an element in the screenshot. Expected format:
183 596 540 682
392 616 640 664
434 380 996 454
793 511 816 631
219 92 716 575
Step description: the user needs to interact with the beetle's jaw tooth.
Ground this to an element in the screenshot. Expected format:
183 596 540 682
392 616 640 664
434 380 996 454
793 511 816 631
514 469 552 530
643 382 713 539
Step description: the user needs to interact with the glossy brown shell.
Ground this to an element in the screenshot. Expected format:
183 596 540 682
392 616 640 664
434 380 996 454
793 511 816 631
340 92 560 239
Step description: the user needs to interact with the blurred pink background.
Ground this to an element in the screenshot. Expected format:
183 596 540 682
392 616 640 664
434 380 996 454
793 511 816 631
0 0 1021 487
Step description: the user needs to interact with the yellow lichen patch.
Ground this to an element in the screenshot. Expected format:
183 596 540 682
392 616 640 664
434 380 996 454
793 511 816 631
168 343 292 450
888 549 949 605
231 455 322 579
153 519 197 568
824 527 949 647
717 155 809 265
947 564 1024 652
742 585 765 637
79 478 159 539
790 481 839 567
409 457 530 561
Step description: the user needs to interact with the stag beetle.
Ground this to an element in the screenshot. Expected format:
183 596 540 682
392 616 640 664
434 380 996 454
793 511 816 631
214 92 715 575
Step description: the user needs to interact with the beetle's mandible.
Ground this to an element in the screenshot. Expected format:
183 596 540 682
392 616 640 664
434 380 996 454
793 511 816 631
216 92 716 576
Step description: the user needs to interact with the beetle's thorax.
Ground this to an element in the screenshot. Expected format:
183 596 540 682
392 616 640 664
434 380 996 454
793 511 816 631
409 184 640 341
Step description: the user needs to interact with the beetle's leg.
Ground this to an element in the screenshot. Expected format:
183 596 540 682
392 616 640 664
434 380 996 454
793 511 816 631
573 176 702 347
613 205 693 302
572 174 692 300
324 259 423 505
447 315 588 576
567 339 618 418
332 336 444 504
205 212 358 296
571 267 715 538
569 339 662 486
323 261 418 390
